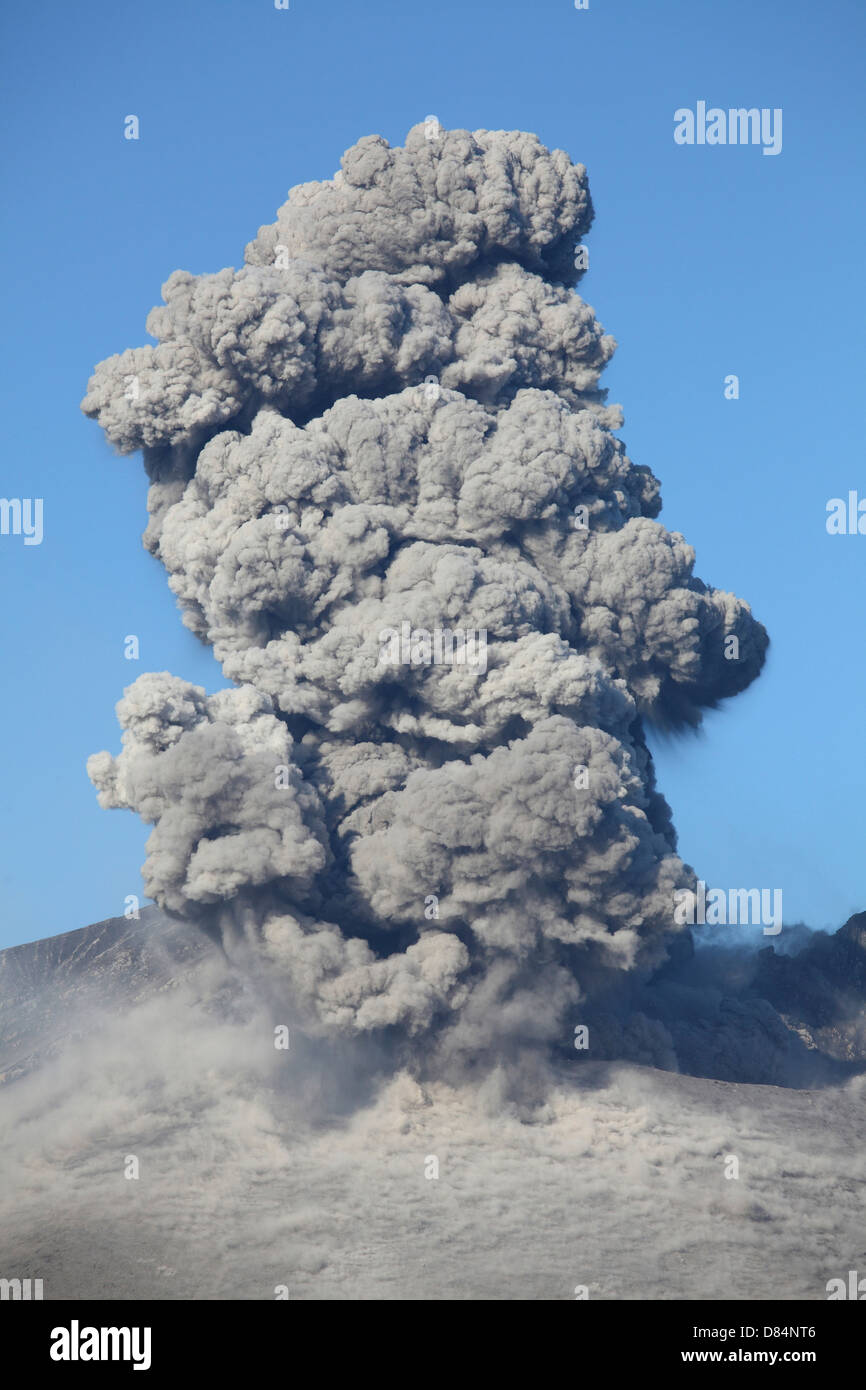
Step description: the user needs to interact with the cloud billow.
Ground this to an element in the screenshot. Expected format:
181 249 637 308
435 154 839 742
83 124 768 1082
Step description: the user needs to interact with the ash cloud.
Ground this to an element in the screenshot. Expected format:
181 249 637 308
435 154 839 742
82 123 769 1084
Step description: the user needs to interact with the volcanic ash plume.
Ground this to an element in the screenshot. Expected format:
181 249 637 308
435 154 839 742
82 124 768 1079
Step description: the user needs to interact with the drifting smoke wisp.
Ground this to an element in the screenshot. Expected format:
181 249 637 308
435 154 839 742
82 124 768 1081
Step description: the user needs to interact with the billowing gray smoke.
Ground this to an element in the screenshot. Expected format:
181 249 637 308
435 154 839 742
82 124 768 1081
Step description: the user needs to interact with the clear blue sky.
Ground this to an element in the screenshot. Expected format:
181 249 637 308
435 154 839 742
1 0 863 949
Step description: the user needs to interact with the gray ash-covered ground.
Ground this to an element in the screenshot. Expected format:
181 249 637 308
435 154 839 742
0 909 863 1300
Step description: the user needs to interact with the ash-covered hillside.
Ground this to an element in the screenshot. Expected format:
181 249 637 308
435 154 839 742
0 909 219 1087
0 909 864 1301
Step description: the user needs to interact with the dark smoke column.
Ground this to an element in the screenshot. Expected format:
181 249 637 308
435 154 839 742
82 124 768 1082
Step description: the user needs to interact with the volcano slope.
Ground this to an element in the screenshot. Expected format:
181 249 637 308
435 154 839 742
0 908 863 1301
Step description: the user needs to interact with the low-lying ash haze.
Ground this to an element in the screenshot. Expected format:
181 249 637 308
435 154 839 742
1 122 863 1304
